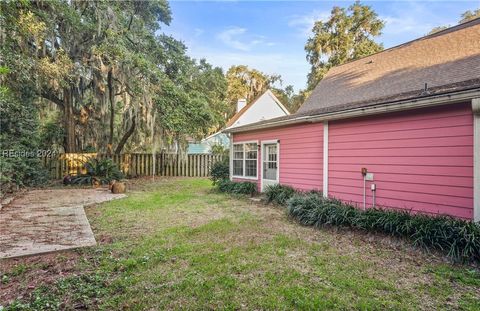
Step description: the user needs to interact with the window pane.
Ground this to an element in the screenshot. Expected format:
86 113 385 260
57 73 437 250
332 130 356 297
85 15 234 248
233 144 243 160
245 159 257 177
245 143 257 160
233 159 243 176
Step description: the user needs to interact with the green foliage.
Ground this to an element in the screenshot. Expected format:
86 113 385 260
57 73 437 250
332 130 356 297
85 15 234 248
210 161 230 185
0 0 228 156
286 192 480 262
305 1 384 90
264 184 297 206
210 144 229 158
217 179 257 196
5 273 112 311
39 111 64 153
429 9 480 35
71 158 124 185
0 88 47 191
459 8 480 24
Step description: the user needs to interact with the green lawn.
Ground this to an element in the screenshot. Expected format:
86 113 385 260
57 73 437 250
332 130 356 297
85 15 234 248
2 178 479 310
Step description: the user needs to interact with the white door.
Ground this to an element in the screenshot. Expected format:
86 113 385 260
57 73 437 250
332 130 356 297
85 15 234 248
262 143 279 191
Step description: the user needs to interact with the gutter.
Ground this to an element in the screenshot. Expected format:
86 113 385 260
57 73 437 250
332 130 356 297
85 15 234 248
224 88 480 133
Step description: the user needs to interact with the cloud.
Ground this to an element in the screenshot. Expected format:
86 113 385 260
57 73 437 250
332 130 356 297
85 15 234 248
381 15 434 36
288 10 330 37
194 28 204 37
217 27 275 51
380 1 456 37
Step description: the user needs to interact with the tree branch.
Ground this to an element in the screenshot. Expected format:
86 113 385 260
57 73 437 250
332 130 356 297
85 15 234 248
40 90 64 108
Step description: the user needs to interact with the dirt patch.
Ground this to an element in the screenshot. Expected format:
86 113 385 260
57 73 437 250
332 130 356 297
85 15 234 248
0 251 81 305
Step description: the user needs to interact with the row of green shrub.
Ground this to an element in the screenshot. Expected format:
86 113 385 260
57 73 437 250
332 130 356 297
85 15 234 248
217 179 257 196
264 184 480 263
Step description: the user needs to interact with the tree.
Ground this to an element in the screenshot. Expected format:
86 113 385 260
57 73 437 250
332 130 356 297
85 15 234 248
459 9 480 23
428 8 479 34
428 26 449 35
305 1 384 90
1 0 229 157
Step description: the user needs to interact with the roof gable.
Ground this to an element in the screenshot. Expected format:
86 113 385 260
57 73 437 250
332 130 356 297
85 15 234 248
225 90 290 128
299 17 480 114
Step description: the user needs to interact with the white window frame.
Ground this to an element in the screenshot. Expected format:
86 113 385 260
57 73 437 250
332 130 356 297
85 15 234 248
260 140 280 192
232 140 259 180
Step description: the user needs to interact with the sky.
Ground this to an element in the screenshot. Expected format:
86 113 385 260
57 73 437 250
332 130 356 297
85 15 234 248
163 0 479 91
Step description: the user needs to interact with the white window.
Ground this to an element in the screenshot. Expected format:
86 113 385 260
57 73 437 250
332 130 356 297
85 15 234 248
232 142 258 178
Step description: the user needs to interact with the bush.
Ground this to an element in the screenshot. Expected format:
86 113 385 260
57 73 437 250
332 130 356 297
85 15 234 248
264 184 297 206
286 192 480 263
217 179 257 196
0 86 48 192
71 158 124 185
210 160 229 185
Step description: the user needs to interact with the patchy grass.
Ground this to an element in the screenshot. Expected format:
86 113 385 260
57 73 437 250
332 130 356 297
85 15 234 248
1 178 479 310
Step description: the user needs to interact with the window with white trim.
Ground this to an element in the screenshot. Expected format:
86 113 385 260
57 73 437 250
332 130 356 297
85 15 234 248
232 142 258 178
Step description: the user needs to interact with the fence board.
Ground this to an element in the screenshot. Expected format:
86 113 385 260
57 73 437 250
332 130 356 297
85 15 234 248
41 153 221 179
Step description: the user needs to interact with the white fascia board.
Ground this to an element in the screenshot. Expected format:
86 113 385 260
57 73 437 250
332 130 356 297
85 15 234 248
225 89 480 133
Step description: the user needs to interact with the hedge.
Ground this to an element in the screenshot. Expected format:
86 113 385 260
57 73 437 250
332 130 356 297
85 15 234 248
286 192 480 262
262 186 479 262
217 179 257 196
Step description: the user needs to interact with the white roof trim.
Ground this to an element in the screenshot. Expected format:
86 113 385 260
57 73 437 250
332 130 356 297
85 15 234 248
224 88 480 133
265 89 291 115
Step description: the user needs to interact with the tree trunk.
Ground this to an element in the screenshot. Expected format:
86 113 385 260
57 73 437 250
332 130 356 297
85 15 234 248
107 68 115 154
115 115 135 154
63 88 76 152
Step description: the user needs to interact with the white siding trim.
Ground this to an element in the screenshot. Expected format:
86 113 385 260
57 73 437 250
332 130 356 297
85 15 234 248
472 98 480 222
229 134 233 181
323 121 329 197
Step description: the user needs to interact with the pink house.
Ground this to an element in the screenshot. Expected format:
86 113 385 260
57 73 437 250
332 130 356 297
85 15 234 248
225 19 480 221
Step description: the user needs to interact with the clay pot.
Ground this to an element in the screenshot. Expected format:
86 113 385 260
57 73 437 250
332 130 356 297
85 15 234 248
111 181 126 194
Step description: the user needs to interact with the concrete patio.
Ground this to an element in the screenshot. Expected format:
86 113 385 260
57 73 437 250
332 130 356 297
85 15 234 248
0 188 126 259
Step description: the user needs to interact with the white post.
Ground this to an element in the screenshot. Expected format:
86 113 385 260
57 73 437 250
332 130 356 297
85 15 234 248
472 98 480 222
323 121 329 197
229 133 233 181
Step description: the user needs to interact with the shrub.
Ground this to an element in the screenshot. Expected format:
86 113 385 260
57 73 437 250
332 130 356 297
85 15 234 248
264 184 297 206
286 192 480 262
216 179 257 196
0 84 48 192
71 158 124 185
210 160 229 185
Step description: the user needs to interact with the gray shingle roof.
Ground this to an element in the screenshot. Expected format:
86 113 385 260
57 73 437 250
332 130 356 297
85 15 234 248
225 18 480 133
298 17 480 113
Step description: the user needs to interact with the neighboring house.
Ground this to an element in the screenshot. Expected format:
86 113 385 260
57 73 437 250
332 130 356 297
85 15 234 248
187 90 290 153
225 19 480 221
187 132 230 154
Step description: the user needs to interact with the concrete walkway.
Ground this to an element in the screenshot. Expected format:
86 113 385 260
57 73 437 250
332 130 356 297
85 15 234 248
0 188 126 259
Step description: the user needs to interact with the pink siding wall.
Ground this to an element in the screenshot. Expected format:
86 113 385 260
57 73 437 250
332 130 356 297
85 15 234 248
232 102 474 220
328 103 474 219
232 123 323 192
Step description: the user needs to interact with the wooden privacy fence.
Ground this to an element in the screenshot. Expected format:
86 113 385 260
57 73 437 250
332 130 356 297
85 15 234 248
41 153 223 179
